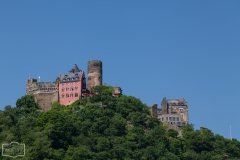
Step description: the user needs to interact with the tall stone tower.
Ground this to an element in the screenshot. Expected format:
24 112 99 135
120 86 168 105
88 60 102 90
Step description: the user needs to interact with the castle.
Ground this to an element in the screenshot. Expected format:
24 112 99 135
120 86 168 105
26 60 122 111
26 60 188 132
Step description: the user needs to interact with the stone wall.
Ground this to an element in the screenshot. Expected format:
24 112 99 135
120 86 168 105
34 91 58 111
149 104 158 118
88 60 102 89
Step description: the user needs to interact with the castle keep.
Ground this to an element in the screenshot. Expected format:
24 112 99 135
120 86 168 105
26 60 122 111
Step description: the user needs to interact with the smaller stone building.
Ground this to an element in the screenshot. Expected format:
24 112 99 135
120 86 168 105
150 97 189 134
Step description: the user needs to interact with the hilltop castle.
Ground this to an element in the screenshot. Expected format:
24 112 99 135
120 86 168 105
26 60 122 111
26 60 188 132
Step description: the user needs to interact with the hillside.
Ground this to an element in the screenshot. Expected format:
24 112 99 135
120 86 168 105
0 86 240 160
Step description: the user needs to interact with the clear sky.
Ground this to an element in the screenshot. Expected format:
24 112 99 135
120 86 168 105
0 1 240 140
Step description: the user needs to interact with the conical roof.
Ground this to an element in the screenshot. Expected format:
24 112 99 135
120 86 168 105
69 64 81 73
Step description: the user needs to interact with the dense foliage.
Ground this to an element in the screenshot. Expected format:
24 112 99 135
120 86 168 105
0 86 240 159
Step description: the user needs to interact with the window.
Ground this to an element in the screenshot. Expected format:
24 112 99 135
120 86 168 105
166 117 168 121
62 94 65 98
66 94 69 97
62 88 65 92
169 117 172 121
180 108 183 113
177 117 179 121
66 88 69 91
71 78 74 80
70 93 73 97
75 93 78 97
177 122 181 126
181 114 184 118
75 87 78 90
70 87 74 91
182 122 186 126
173 117 176 121
162 118 164 121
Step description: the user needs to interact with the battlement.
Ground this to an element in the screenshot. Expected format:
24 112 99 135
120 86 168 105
26 78 58 94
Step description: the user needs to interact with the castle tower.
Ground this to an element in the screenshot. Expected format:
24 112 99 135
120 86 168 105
88 60 102 90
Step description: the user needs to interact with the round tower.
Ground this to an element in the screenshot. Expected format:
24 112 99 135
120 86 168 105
88 60 102 90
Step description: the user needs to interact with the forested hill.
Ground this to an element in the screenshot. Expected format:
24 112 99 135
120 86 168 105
0 86 240 160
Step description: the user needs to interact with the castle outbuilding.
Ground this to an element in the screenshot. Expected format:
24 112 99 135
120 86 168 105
150 97 189 134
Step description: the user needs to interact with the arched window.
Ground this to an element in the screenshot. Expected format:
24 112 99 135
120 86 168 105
75 93 78 97
70 87 74 91
75 87 78 90
66 94 69 97
66 88 69 91
70 93 73 97
62 88 65 92
62 94 65 98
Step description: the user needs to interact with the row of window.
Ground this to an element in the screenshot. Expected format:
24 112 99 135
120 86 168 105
62 82 78 86
63 77 79 81
164 117 180 121
172 108 184 113
168 122 186 126
61 93 78 98
62 87 78 92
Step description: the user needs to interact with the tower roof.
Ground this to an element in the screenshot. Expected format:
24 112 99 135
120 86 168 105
59 64 83 82
69 64 81 73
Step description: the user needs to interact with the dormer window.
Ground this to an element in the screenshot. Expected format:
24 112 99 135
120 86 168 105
75 74 78 77
67 78 70 81
71 77 74 80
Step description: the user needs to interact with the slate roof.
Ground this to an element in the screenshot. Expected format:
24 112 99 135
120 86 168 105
161 97 187 106
59 64 83 82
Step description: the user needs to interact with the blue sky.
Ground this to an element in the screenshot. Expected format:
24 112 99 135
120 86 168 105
0 1 240 140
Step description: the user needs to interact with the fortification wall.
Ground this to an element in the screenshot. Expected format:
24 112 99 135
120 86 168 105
34 91 58 111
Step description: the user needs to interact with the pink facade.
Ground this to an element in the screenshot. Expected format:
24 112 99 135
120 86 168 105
58 68 85 106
